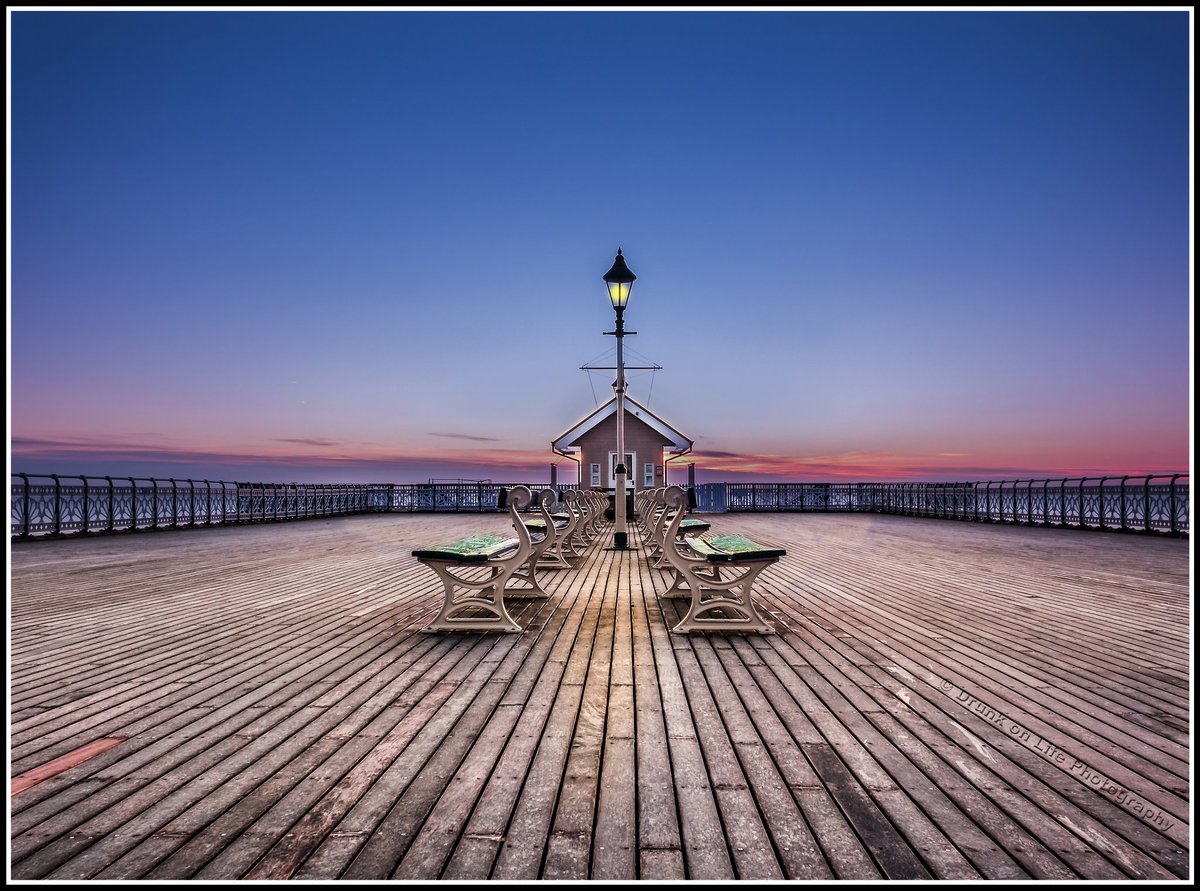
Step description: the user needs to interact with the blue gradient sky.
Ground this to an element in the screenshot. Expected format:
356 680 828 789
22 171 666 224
10 10 1192 483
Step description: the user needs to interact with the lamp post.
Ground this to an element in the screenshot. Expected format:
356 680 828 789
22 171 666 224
603 247 636 550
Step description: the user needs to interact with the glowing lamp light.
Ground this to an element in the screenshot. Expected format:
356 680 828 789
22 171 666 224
603 247 636 311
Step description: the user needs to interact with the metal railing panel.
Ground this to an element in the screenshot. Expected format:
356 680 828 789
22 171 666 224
11 473 1187 539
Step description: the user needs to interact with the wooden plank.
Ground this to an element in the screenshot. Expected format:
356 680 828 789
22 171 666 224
639 536 737 880
440 530 614 879
590 550 637 880
629 532 684 875
11 739 127 795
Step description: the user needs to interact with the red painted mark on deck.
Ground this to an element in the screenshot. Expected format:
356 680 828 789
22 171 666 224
11 737 126 795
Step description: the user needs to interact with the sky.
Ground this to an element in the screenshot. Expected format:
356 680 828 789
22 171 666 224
9 10 1193 484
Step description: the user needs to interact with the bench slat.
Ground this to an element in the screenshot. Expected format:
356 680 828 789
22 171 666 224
413 534 519 562
685 534 785 562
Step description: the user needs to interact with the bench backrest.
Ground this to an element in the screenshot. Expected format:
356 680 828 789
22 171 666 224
500 485 535 565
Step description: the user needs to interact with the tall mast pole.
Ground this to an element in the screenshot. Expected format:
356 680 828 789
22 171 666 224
613 304 628 549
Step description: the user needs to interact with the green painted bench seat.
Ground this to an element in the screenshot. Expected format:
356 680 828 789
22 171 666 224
523 518 568 531
413 534 519 563
685 534 786 563
678 517 711 532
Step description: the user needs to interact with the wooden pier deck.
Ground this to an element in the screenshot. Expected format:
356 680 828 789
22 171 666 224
9 513 1190 880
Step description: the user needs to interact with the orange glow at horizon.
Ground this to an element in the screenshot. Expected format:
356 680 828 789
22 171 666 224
10 433 1187 482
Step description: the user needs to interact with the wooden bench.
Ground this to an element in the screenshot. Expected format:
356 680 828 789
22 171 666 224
509 488 575 596
577 489 607 542
552 490 588 558
414 485 534 633
656 485 783 633
639 486 712 569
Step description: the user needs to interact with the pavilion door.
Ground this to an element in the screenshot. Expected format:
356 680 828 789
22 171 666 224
607 451 635 490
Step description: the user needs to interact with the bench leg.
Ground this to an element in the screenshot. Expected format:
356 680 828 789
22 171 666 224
670 560 774 634
537 542 574 569
422 561 523 632
507 558 551 599
662 568 691 598
662 562 721 598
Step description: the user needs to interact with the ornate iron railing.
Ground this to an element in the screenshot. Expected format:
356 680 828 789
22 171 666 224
9 475 382 538
8 475 577 539
12 473 1187 538
381 482 568 513
725 475 1188 534
726 483 869 513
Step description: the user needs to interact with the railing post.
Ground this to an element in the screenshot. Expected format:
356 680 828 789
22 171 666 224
81 476 90 534
127 478 137 531
169 478 178 528
1143 475 1152 533
51 473 62 536
1119 475 1128 531
1041 479 1050 526
19 472 31 539
1097 477 1108 530
1169 473 1180 534
106 476 115 532
1078 477 1087 528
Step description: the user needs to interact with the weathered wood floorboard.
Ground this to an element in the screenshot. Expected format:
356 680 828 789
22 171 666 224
9 512 1190 879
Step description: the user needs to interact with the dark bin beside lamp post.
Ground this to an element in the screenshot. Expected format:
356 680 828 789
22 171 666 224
604 248 636 550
